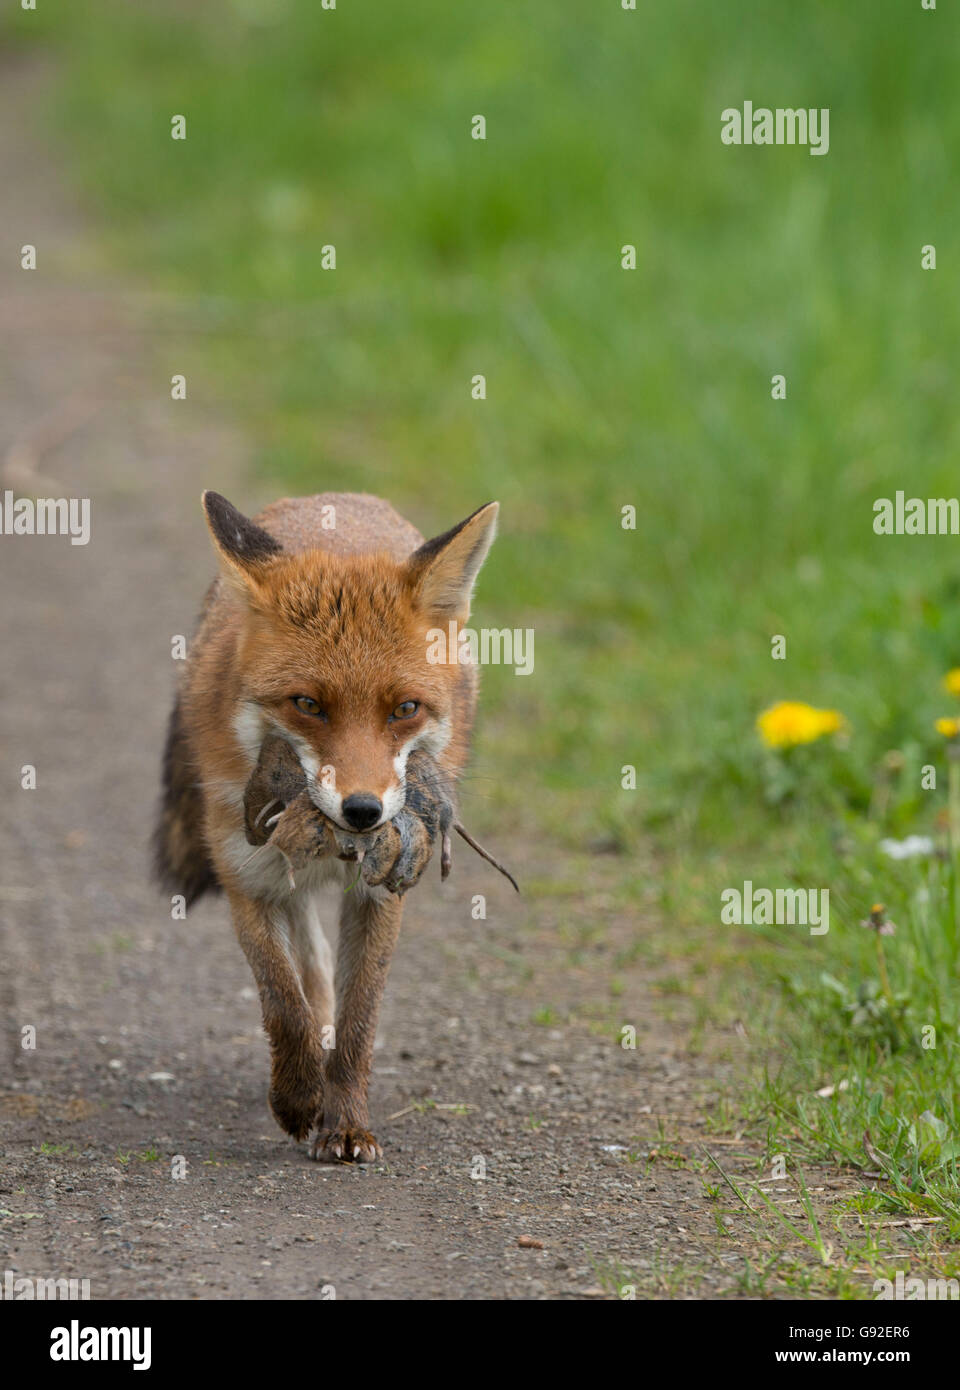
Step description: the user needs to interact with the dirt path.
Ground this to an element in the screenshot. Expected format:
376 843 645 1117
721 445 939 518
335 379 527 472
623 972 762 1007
0 57 742 1301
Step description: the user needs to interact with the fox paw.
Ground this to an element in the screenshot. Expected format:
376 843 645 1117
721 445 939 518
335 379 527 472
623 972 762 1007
310 1126 382 1165
269 1086 322 1143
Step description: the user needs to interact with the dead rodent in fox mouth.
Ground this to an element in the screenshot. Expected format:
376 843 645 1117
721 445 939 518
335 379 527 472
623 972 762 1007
241 733 519 893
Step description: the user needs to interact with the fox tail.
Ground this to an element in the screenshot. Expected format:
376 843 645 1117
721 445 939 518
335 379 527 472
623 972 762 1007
152 697 221 907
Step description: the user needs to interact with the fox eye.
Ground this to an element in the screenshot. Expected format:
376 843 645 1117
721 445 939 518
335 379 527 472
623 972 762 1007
292 695 324 717
391 700 419 721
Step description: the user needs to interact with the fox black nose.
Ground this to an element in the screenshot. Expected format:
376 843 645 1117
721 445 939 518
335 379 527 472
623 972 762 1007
342 794 383 831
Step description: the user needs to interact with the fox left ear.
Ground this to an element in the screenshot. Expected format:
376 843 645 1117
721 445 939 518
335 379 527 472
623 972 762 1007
407 501 499 621
201 490 284 599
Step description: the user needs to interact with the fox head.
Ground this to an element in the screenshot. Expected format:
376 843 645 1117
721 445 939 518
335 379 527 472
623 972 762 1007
201 491 498 831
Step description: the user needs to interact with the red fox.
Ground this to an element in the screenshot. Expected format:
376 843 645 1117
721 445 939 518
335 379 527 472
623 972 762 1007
154 491 498 1162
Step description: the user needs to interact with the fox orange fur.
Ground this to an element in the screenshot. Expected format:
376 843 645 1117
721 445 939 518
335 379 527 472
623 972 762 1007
155 491 499 1161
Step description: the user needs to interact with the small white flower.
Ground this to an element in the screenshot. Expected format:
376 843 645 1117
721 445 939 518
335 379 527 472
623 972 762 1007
878 835 934 860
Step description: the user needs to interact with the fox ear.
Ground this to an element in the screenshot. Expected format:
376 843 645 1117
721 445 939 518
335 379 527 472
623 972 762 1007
201 491 283 597
407 501 499 621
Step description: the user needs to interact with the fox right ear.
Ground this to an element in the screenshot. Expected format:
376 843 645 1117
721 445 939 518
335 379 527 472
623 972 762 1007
406 501 499 622
201 491 283 596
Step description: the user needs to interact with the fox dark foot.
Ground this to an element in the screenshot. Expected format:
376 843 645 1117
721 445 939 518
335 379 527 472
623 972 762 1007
269 1084 323 1143
310 1126 381 1164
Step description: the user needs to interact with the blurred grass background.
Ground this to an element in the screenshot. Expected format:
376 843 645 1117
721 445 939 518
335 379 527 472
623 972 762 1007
8 0 959 850
8 0 960 1247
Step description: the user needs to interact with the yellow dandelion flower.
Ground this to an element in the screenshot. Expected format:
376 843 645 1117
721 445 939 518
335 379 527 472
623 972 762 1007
756 701 847 750
936 717 960 738
944 669 960 697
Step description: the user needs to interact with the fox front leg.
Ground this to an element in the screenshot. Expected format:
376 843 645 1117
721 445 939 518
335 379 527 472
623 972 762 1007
311 889 403 1164
225 888 328 1142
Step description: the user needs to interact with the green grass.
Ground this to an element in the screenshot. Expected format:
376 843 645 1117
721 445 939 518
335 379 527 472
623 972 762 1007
14 0 960 1287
